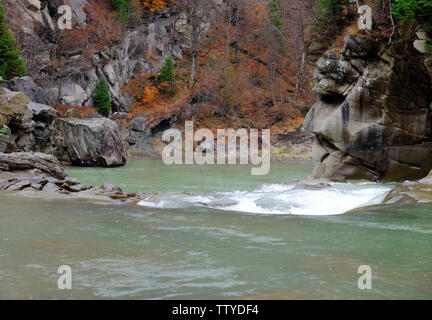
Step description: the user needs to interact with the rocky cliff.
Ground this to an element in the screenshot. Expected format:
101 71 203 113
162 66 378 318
3 0 183 111
304 23 432 182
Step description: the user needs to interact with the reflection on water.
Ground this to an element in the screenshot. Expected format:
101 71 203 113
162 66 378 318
0 159 431 299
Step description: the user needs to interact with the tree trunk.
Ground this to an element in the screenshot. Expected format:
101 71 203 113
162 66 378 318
295 51 306 100
295 9 306 101
189 53 197 89
225 4 232 67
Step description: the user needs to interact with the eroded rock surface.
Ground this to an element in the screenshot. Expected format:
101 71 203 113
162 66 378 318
304 28 432 182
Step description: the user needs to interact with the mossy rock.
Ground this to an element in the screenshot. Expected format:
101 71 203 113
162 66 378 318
0 90 31 124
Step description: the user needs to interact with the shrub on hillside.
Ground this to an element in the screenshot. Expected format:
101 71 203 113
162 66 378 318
393 0 432 32
0 3 26 80
92 78 112 117
313 0 346 36
158 55 175 93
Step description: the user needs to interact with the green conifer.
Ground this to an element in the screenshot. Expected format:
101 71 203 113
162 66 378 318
158 55 175 92
92 78 112 117
0 3 26 80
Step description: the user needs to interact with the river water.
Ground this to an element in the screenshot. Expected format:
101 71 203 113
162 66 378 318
0 159 431 299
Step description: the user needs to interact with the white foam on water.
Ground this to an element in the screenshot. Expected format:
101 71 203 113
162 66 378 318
137 200 168 208
138 182 392 216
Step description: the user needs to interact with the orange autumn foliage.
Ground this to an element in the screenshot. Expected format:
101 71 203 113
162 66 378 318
142 85 159 104
54 105 98 118
122 72 160 112
142 0 168 12
58 0 121 57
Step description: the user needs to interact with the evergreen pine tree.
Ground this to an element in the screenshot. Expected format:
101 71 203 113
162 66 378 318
158 55 175 92
316 0 345 31
0 3 26 80
110 0 132 26
393 0 432 33
92 78 112 117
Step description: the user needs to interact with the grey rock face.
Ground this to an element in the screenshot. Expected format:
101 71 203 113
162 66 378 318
304 32 432 182
0 88 57 154
60 82 89 107
0 126 11 153
130 117 147 132
26 102 56 124
57 118 128 167
5 77 49 104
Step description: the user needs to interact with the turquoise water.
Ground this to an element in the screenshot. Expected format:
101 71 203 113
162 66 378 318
0 159 431 299
65 159 315 194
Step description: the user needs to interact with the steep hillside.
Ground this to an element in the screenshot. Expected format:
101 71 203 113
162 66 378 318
3 0 318 134
3 0 180 110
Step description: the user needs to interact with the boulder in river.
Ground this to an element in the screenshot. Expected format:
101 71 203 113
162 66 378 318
57 118 128 167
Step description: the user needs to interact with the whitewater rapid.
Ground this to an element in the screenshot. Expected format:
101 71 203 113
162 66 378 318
138 181 392 216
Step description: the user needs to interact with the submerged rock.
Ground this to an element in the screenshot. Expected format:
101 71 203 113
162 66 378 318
57 118 128 167
304 31 432 182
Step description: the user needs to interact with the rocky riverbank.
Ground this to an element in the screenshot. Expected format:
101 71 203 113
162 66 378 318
0 152 145 203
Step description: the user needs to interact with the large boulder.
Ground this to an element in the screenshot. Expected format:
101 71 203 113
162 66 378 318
304 31 432 182
57 118 128 167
